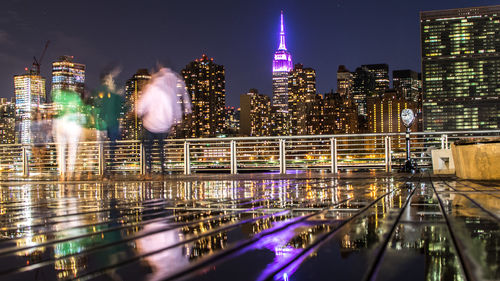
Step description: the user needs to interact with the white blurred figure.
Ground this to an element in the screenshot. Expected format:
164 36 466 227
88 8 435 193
51 89 85 181
135 222 188 281
137 67 191 176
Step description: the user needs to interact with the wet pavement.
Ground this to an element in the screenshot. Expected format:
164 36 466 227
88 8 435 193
0 172 498 281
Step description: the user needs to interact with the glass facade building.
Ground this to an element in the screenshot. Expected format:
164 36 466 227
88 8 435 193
14 71 46 144
51 56 85 98
421 5 500 131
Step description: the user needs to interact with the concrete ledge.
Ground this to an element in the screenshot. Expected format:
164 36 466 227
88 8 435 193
431 149 455 174
452 142 500 180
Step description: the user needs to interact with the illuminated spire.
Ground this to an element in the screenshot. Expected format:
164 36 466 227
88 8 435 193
278 10 287 50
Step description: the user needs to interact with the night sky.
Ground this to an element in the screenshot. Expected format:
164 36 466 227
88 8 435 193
1 0 498 107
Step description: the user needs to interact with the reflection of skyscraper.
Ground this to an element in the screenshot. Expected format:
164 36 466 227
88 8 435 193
51 56 85 97
182 54 226 137
122 69 151 140
288 64 316 135
421 5 500 131
272 11 293 135
14 69 46 144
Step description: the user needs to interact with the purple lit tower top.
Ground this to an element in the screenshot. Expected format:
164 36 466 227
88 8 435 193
272 11 293 72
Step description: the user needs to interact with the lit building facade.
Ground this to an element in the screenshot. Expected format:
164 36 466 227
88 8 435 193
421 5 500 131
362 64 390 94
367 90 418 147
351 66 376 117
240 89 271 136
323 91 358 134
182 54 226 138
288 64 316 135
14 70 46 144
51 56 85 97
394 69 423 131
224 106 240 136
337 65 354 98
272 11 293 135
122 69 151 140
0 98 16 144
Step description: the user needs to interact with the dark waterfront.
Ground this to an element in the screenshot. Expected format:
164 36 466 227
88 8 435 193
0 172 498 281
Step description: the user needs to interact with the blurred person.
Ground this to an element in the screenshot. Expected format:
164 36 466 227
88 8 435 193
52 89 85 181
91 68 125 178
137 67 191 178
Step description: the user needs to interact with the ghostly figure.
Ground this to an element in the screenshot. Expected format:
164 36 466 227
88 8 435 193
137 68 191 176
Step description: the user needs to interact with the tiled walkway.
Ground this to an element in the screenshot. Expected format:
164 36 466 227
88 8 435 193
0 172 498 281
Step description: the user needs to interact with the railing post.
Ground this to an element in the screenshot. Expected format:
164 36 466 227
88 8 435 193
139 143 146 175
387 136 392 172
184 141 191 175
279 139 286 174
330 137 337 173
441 134 448 149
22 146 29 177
230 140 237 174
384 136 390 172
98 142 104 176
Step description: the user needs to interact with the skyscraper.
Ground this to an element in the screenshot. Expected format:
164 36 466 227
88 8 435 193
122 69 151 140
240 89 271 136
337 65 354 98
0 98 16 144
394 69 423 131
362 64 390 94
51 56 85 97
351 66 376 117
14 69 46 144
272 11 293 135
182 54 226 138
421 5 500 131
288 64 316 135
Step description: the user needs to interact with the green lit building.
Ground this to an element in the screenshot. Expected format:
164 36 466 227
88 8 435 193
421 5 500 131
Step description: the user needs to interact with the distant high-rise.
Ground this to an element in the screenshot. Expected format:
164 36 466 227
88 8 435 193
367 90 418 147
362 64 390 93
323 91 358 134
394 70 423 131
182 54 226 137
288 64 316 135
51 56 85 97
122 69 151 140
14 69 46 144
337 65 354 98
351 66 376 117
240 89 271 136
224 106 240 136
272 11 293 135
0 98 16 144
421 5 500 131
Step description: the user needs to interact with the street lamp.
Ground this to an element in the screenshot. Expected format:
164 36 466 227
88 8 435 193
401 109 418 173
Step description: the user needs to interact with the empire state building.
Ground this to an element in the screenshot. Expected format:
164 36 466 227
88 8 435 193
272 11 293 135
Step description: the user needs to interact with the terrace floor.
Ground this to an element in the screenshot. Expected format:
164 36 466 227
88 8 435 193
0 171 498 281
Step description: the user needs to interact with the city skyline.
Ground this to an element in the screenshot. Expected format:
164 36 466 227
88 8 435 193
1 0 498 107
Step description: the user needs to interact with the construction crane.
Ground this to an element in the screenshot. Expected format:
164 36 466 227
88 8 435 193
32 40 50 75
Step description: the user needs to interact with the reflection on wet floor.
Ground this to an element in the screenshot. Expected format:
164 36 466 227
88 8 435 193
0 173 498 280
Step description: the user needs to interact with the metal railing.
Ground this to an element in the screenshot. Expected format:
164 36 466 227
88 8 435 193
1 130 498 178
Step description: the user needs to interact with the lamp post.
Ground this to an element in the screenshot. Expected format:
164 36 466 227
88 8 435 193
401 109 418 173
